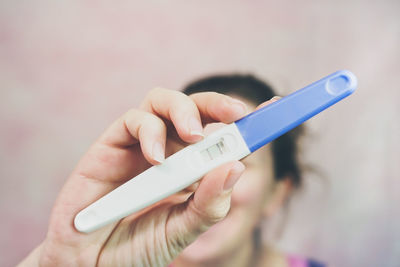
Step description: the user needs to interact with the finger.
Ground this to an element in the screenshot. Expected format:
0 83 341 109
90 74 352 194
99 109 167 165
141 88 204 143
189 92 248 124
255 96 281 110
49 110 168 239
189 161 245 224
166 161 245 249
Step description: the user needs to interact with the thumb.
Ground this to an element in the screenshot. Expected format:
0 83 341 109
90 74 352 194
190 161 245 226
166 161 245 251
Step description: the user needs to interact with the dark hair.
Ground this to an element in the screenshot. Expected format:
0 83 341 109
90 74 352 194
183 74 303 187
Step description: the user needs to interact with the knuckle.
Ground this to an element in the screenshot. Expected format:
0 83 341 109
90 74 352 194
190 91 220 98
140 87 166 109
144 87 192 110
124 108 146 122
188 199 228 228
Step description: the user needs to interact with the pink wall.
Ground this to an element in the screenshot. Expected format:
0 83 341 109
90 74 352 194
1 1 399 266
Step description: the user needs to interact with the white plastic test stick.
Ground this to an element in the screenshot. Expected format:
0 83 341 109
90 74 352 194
74 70 357 233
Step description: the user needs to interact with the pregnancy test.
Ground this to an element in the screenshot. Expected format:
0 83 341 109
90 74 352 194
75 70 357 233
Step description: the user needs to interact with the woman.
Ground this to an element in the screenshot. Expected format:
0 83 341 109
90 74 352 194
19 74 324 266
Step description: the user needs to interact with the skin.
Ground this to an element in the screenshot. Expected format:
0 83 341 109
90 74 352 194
18 89 289 267
173 97 291 267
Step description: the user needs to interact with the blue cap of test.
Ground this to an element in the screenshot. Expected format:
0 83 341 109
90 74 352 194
235 70 357 152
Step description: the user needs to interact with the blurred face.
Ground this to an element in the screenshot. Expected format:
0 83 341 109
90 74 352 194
178 99 277 262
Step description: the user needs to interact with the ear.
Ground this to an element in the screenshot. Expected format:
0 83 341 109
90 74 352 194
262 177 293 218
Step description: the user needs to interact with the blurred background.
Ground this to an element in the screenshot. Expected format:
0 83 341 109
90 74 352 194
1 0 399 266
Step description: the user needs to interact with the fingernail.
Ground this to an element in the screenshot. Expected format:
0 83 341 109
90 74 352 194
228 98 247 117
188 116 204 139
223 162 245 191
152 141 165 164
271 96 282 101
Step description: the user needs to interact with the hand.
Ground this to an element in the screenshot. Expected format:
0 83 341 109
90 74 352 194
19 88 249 267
